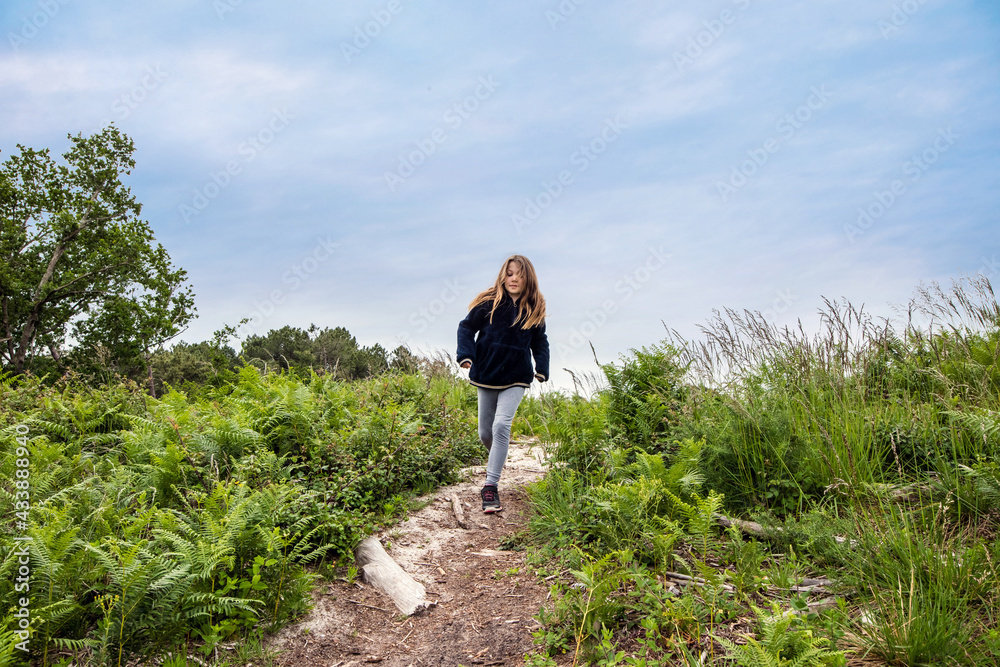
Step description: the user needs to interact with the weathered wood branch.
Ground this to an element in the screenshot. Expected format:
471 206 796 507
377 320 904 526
450 494 468 530
715 514 853 547
663 570 735 592
354 537 428 616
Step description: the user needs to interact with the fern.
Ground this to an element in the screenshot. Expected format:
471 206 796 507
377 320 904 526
588 478 683 563
154 481 260 580
29 518 86 664
0 371 16 390
0 620 26 667
661 487 724 556
958 457 1000 510
208 419 261 458
23 418 73 443
947 407 1000 456
565 550 632 662
80 538 195 663
715 603 845 667
632 437 706 498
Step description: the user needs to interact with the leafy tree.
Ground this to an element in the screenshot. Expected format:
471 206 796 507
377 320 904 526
355 342 389 378
389 345 420 374
310 325 358 375
242 325 316 372
150 340 239 393
311 325 388 378
239 325 389 379
0 126 194 378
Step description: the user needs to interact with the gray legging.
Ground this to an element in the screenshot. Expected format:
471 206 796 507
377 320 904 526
477 386 526 486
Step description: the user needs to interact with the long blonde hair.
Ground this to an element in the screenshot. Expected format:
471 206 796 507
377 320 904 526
468 255 546 329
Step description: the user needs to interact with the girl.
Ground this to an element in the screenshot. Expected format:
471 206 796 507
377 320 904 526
457 255 549 513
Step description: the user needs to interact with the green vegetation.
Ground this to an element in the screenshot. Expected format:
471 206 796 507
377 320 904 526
4 271 997 666
0 128 403 396
3 145 997 667
522 275 1000 666
0 127 482 665
1 127 194 385
0 364 481 664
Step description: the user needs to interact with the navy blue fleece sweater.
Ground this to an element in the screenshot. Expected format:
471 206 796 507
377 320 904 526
456 293 550 389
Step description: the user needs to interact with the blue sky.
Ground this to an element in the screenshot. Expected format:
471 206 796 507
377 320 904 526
3 0 998 392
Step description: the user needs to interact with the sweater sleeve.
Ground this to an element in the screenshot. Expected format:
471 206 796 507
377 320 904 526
456 305 485 366
530 320 550 382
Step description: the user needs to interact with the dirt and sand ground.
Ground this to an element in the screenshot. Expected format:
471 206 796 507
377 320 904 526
268 439 560 667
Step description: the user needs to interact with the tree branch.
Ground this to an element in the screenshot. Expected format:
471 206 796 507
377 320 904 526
42 261 135 301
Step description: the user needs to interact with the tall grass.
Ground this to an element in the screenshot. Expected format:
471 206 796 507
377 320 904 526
660 275 1000 513
841 504 997 666
526 275 1000 665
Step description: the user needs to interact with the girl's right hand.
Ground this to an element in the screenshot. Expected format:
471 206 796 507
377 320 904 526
460 361 471 369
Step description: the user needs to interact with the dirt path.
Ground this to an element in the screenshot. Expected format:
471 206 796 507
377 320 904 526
269 439 554 667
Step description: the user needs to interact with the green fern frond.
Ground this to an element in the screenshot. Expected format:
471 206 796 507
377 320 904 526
122 413 160 433
81 431 122 451
0 371 16 390
716 604 845 667
958 458 1000 508
26 419 73 442
947 407 1000 447
51 636 99 652
634 451 668 482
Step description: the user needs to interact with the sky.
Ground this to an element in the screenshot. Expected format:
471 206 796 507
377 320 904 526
2 0 999 393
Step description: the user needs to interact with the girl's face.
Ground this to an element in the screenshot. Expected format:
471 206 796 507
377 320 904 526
504 262 524 298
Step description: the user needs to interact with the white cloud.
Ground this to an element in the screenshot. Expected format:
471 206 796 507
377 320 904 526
1 0 996 396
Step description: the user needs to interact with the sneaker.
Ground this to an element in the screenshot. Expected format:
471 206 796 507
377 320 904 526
481 484 502 513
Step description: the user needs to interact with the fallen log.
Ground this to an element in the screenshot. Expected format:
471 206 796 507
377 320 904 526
354 536 428 616
715 514 853 546
870 482 935 502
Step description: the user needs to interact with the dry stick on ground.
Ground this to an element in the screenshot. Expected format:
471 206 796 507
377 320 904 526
450 494 468 529
796 596 840 615
663 571 735 592
664 570 832 596
346 599 391 613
